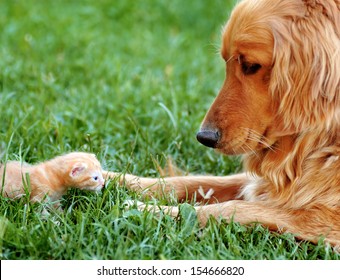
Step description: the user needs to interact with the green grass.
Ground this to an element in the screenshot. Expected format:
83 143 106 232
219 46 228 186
0 0 338 260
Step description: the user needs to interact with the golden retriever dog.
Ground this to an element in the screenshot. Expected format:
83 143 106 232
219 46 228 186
105 0 340 247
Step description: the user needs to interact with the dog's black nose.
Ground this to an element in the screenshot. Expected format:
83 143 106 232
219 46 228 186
196 130 219 148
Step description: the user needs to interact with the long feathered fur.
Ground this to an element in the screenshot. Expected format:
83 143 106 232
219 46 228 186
104 0 340 248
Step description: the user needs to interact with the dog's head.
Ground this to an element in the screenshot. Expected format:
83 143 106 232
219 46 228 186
197 0 339 155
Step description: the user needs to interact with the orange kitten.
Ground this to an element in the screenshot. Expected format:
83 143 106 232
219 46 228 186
0 152 105 205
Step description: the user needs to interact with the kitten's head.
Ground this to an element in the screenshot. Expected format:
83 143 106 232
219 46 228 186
63 152 105 192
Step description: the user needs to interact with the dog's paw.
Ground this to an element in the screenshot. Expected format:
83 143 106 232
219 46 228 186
122 199 182 218
123 199 146 211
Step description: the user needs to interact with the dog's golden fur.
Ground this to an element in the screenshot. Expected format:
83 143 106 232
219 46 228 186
105 0 340 247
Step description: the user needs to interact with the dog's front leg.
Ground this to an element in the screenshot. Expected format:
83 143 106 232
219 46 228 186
103 171 249 203
145 201 340 247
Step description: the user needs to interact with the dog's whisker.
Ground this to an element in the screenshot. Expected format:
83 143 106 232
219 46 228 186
226 55 236 63
240 127 275 151
241 140 258 156
247 135 275 151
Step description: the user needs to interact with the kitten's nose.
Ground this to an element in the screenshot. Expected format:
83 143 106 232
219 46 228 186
196 130 220 148
100 179 105 188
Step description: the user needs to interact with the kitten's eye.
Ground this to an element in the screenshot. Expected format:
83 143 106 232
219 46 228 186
93 176 98 181
241 61 261 75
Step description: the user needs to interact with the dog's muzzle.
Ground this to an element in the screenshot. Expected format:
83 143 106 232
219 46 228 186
196 130 220 148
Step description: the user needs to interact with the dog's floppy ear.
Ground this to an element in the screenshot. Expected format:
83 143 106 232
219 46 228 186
269 2 339 131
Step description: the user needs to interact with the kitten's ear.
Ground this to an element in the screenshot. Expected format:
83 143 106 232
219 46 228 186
70 162 87 177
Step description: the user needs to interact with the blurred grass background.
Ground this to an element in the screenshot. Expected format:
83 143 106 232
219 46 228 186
0 0 239 174
0 0 337 260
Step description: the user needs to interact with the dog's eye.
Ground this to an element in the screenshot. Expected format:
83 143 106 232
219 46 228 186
241 62 261 75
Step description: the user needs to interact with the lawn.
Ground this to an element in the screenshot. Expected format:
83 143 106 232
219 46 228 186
0 0 338 260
